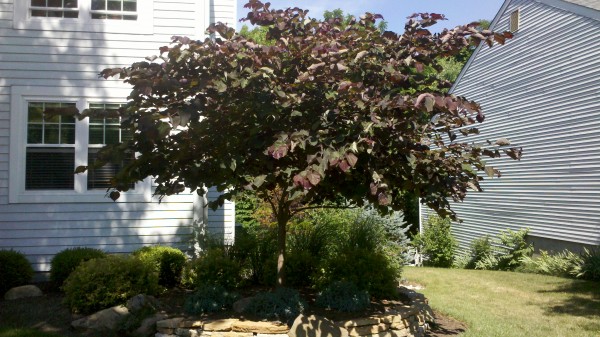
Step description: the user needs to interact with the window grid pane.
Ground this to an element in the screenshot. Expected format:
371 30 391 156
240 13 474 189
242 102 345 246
30 0 79 18
88 103 124 145
27 102 76 145
91 0 137 20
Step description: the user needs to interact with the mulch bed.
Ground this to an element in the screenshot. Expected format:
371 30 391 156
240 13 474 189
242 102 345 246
0 285 467 337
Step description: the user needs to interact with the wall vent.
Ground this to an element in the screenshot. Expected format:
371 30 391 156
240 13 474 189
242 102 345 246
509 9 520 32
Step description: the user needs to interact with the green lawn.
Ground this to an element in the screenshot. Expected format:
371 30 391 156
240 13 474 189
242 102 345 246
0 328 63 337
403 267 600 337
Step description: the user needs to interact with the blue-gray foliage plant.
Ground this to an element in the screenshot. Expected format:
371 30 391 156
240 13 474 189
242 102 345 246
359 206 413 265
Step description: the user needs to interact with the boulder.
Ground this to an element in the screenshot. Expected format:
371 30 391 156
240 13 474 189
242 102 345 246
232 296 254 313
288 314 348 337
127 294 161 314
4 285 42 300
132 312 168 337
71 305 130 331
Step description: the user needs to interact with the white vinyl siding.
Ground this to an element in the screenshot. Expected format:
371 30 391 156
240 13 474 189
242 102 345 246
0 0 236 272
441 0 600 250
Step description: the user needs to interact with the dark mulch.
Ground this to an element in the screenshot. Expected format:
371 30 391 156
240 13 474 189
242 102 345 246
425 311 467 337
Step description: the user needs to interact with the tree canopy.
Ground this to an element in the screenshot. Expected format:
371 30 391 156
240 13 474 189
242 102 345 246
93 0 521 284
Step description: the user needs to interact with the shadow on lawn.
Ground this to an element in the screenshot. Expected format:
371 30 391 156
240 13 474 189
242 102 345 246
538 279 600 331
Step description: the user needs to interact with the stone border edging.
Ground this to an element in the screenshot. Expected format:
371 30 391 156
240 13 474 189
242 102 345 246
156 287 433 337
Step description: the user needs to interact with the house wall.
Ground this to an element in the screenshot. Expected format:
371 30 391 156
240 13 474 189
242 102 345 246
0 0 237 272
445 0 600 251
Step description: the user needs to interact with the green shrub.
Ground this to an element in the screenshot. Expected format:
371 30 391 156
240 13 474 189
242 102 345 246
575 247 600 281
316 281 370 312
244 287 306 323
63 255 160 314
184 248 242 290
184 284 240 314
133 245 187 288
50 247 106 289
518 250 582 278
413 215 457 268
320 247 399 299
318 217 401 299
465 236 493 269
0 250 33 295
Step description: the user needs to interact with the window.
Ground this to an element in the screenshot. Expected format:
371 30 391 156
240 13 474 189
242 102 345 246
509 10 520 33
10 86 150 203
26 102 77 190
87 103 133 190
14 0 152 34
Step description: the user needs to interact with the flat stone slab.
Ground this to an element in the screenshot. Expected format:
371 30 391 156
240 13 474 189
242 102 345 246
71 305 130 331
289 314 348 337
337 317 381 328
231 320 288 334
203 318 238 331
347 323 390 337
157 317 185 329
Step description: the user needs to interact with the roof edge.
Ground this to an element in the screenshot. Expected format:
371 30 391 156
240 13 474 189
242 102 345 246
537 0 600 21
449 0 513 94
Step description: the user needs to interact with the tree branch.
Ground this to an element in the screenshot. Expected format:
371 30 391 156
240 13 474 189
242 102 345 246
291 204 358 215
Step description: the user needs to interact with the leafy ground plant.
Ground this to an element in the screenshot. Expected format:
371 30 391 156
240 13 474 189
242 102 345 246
184 285 240 315
315 281 370 312
576 248 600 281
518 249 583 278
244 287 306 323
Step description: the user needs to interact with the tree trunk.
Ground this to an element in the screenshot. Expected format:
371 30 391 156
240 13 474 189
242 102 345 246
276 211 289 287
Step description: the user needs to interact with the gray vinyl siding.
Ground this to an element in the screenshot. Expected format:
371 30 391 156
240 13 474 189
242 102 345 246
444 0 600 250
0 0 236 272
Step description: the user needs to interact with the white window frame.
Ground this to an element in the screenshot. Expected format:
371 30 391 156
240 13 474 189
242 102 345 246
10 86 151 203
13 0 154 35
